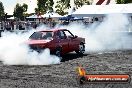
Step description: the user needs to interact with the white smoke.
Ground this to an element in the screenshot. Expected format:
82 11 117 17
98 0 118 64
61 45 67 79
0 14 132 65
58 14 132 52
0 29 60 65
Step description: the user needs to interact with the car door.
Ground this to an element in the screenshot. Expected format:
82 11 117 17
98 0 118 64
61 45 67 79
63 30 79 52
55 30 69 54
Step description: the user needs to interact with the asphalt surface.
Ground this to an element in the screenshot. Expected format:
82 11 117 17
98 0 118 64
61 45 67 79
0 50 132 88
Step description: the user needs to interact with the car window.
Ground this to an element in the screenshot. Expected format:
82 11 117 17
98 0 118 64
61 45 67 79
29 32 42 39
29 32 53 40
57 31 66 39
42 32 52 40
63 30 74 38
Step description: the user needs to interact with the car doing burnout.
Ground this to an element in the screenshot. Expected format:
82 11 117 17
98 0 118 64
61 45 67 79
27 29 85 57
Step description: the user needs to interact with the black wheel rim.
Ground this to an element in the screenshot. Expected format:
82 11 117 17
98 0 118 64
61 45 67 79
79 44 85 54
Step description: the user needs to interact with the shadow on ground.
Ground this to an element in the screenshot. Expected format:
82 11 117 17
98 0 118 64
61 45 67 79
61 52 88 62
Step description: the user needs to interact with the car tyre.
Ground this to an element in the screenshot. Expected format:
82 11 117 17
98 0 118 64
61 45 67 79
75 43 85 55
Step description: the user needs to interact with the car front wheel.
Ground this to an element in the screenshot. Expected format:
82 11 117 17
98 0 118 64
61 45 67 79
75 43 85 55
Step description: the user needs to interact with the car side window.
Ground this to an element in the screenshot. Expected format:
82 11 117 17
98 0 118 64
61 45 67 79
57 31 66 39
42 32 53 40
63 30 74 38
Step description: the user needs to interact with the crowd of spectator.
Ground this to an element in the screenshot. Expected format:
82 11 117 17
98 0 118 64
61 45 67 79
0 17 105 34
0 20 58 31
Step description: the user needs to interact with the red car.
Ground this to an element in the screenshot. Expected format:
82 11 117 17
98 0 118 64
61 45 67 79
27 29 85 58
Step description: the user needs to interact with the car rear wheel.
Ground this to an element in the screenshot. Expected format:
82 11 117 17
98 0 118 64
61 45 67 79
75 43 85 55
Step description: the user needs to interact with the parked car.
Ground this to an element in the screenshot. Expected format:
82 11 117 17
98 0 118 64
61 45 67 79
27 29 85 58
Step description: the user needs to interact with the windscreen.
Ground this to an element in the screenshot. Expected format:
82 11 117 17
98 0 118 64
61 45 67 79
29 32 53 40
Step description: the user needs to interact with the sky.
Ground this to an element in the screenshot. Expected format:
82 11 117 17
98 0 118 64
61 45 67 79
0 0 37 14
1 0 116 15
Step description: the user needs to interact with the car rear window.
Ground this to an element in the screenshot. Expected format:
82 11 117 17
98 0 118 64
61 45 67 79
29 32 53 40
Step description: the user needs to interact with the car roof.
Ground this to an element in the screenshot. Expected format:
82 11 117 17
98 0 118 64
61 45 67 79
39 29 68 32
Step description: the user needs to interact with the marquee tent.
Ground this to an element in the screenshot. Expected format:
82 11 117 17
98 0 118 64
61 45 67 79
26 14 43 19
42 13 63 18
59 15 84 21
72 4 132 17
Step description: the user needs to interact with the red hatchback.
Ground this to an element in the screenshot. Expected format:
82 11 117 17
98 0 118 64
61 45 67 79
27 29 85 58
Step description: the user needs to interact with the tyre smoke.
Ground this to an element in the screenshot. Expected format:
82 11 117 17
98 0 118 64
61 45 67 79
58 14 132 52
0 14 132 65
0 30 60 65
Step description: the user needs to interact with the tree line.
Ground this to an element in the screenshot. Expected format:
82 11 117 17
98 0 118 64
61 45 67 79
0 0 132 21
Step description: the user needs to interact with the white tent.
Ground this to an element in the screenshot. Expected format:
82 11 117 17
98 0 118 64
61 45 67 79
42 13 63 18
26 14 43 19
72 4 132 17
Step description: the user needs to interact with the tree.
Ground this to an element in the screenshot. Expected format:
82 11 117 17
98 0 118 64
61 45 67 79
55 0 91 15
22 3 28 12
35 0 47 14
116 0 132 4
74 0 90 9
46 0 54 13
35 0 54 14
0 1 5 17
55 0 68 16
60 0 71 9
13 3 28 20
55 0 72 15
